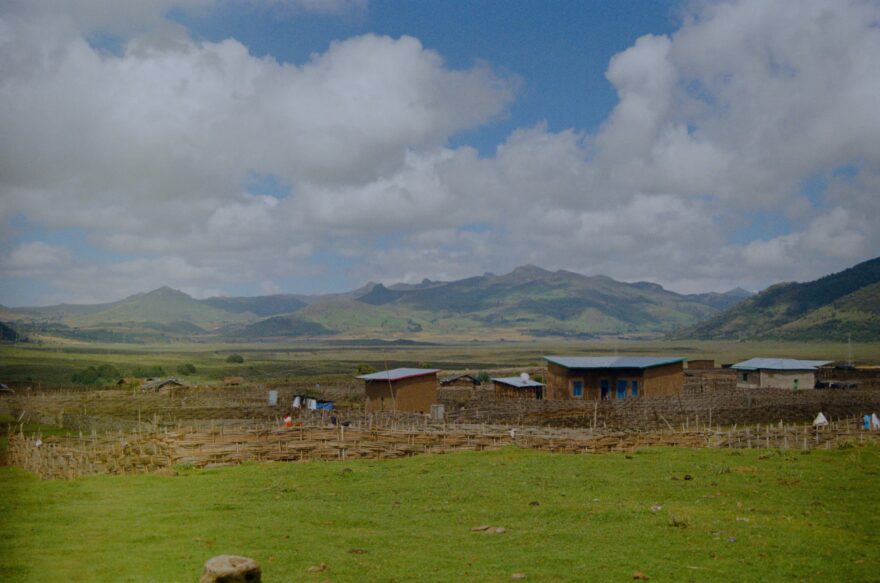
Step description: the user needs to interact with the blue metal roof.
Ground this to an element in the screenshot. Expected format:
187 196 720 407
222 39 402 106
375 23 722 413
357 367 439 381
544 356 685 370
731 358 832 371
492 376 544 388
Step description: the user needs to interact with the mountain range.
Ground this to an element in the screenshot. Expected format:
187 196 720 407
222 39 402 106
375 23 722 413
1 265 752 342
4 257 877 343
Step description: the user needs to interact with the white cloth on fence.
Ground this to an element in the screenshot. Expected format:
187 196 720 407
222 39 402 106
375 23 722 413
872 413 880 429
292 396 302 409
813 412 828 427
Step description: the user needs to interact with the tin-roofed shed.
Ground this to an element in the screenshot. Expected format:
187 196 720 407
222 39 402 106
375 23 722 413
543 356 685 400
492 375 544 400
357 368 439 413
731 358 832 389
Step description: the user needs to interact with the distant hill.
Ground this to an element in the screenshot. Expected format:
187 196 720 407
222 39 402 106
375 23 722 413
202 294 307 317
683 256 880 341
356 283 407 306
225 314 334 339
3 265 757 342
685 287 753 311
65 287 251 329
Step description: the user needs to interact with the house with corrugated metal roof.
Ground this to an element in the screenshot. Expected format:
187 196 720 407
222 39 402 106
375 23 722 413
357 368 439 413
543 356 685 400
492 374 544 400
730 358 832 390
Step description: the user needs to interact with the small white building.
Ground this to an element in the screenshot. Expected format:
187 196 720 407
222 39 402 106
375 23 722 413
731 358 832 390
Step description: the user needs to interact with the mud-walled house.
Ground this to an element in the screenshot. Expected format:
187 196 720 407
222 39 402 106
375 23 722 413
731 358 832 389
686 359 715 370
492 374 544 399
357 368 439 413
543 356 685 400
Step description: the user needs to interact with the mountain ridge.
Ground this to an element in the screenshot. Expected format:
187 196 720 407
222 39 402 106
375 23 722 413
1 265 767 342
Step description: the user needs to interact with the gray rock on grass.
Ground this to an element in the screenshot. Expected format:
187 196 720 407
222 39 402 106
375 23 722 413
200 555 261 583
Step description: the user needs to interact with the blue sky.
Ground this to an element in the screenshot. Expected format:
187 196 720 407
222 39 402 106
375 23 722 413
1 0 878 306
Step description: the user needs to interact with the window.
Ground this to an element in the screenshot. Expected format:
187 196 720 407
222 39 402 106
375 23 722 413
600 379 610 400
741 372 749 382
631 380 639 397
572 380 583 398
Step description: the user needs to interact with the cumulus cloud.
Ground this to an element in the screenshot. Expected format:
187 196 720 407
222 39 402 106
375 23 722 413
328 0 880 293
0 2 516 301
2 0 879 304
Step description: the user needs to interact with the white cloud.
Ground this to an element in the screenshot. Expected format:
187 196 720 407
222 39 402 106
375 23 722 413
0 3 515 302
3 242 74 275
2 0 880 303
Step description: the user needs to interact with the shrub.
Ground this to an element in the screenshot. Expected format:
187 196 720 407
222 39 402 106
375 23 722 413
226 354 244 364
132 365 165 378
475 371 491 384
71 364 122 384
96 364 121 379
71 366 100 385
177 363 197 376
356 364 376 375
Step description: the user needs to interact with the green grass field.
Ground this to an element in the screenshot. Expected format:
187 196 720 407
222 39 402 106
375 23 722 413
1 446 877 582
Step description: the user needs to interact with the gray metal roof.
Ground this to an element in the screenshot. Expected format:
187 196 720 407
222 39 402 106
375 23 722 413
544 356 685 370
357 367 439 381
440 374 478 384
141 377 184 390
731 358 833 371
492 376 544 388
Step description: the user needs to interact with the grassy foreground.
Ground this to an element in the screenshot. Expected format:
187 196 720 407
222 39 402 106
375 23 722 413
1 446 878 582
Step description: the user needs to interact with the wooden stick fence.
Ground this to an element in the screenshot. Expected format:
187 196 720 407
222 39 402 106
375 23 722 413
8 416 879 480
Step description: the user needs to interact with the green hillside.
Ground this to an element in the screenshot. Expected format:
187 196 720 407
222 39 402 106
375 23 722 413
226 314 334 339
772 282 880 341
202 294 307 317
291 299 429 336
684 256 880 341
